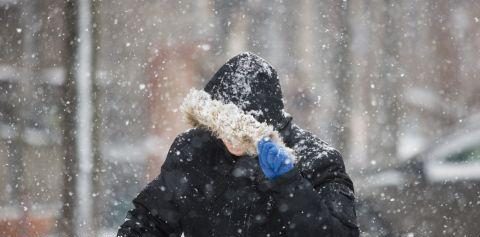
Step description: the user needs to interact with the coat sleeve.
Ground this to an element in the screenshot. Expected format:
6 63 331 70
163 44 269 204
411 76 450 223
266 142 359 237
117 136 190 237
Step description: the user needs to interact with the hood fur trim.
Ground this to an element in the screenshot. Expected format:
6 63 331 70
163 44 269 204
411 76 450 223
180 88 296 162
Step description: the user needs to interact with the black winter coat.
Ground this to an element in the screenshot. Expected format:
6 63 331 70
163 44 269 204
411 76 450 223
117 52 359 237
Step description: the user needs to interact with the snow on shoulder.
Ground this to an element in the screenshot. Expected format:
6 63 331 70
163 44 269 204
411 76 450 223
180 88 296 162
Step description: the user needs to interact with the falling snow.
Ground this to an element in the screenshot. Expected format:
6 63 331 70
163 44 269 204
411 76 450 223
0 1 479 236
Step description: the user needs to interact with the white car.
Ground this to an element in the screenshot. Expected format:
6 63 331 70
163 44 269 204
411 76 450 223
357 126 480 236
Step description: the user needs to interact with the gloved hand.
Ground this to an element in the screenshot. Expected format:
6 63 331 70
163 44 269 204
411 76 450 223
257 138 294 180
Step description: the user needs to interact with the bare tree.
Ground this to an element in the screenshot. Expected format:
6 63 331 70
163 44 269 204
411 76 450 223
58 1 78 235
331 0 353 157
10 0 41 229
59 0 95 235
375 0 402 164
91 0 103 234
430 0 461 128
284 0 315 129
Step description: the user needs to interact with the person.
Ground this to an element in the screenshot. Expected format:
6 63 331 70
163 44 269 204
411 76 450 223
117 52 359 237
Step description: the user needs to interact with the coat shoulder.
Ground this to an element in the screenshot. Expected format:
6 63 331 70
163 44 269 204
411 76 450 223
287 124 353 190
288 124 342 163
163 127 220 170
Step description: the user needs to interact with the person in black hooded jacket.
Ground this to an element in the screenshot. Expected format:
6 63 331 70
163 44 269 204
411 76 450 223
117 52 359 237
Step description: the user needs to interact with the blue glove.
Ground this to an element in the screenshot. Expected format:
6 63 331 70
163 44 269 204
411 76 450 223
257 138 294 180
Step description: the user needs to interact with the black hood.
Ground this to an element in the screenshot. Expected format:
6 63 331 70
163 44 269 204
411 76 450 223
204 52 292 131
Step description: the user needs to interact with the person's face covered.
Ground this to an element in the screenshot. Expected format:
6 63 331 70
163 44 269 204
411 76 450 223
221 138 246 157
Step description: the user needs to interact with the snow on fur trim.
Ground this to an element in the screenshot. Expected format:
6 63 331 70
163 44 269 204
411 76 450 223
180 88 296 162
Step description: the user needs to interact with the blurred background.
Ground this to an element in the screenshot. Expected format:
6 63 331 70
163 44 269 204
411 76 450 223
1 0 480 236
